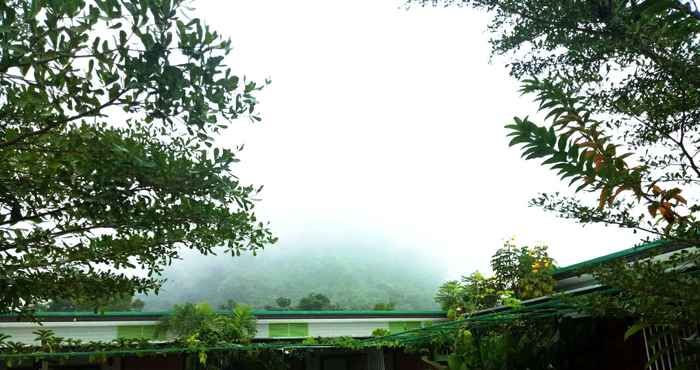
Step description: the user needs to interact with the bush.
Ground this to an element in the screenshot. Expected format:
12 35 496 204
157 302 256 344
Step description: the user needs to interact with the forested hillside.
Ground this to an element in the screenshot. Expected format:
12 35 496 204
142 240 445 310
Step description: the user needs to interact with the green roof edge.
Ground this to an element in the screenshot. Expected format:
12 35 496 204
249 310 443 315
0 309 445 318
553 239 671 277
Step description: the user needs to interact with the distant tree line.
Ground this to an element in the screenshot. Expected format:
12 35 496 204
142 242 443 311
218 294 396 311
35 292 396 313
38 294 144 312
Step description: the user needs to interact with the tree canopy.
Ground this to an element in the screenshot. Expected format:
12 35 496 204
275 297 291 309
296 293 332 310
0 0 275 314
157 302 257 344
39 294 144 312
435 239 555 319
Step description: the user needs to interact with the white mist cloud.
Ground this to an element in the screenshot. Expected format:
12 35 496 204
183 0 643 280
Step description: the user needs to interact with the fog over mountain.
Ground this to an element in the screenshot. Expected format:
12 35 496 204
141 0 645 310
141 225 447 310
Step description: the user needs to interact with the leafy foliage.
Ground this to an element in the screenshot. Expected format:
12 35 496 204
197 305 257 345
575 249 700 366
423 324 558 370
275 297 292 309
371 328 391 337
491 239 555 300
445 329 479 370
39 294 144 312
218 299 237 311
586 249 700 327
435 239 555 319
373 302 396 310
296 293 332 310
460 272 500 314
0 0 275 314
0 323 278 369
506 78 694 237
158 302 215 338
157 302 257 344
441 326 556 370
434 280 464 312
0 319 416 369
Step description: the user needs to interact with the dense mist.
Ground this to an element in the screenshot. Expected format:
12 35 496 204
141 230 448 310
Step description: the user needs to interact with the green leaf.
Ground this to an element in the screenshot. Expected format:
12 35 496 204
30 0 43 15
447 354 462 370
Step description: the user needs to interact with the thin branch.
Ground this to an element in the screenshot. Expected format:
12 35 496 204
661 130 700 178
0 206 71 227
0 89 129 148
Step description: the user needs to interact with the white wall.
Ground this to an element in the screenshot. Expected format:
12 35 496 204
0 317 444 343
309 321 388 337
0 321 155 344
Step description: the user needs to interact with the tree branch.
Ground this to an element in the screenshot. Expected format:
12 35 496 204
0 89 129 148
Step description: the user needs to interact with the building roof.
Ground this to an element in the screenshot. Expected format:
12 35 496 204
0 309 446 322
553 239 683 278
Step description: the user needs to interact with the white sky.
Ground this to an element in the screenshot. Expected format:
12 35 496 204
192 0 645 278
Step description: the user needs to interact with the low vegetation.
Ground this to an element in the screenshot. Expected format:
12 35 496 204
158 303 257 344
38 295 144 312
435 239 555 319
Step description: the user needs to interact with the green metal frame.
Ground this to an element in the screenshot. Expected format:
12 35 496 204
250 310 443 316
388 321 422 334
553 239 677 277
0 309 444 319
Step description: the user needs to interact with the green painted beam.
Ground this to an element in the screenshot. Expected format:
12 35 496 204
1 310 445 319
553 239 678 277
